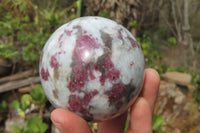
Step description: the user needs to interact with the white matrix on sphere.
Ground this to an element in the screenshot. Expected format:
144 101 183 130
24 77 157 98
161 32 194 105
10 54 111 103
39 16 145 121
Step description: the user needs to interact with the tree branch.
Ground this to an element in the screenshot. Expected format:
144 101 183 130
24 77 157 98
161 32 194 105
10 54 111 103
0 76 40 93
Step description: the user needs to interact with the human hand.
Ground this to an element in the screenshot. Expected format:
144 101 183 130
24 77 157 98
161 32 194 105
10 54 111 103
51 68 160 133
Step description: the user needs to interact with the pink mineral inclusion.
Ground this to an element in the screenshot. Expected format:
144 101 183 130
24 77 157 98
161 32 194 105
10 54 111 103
68 34 101 92
50 53 59 68
104 57 120 82
104 57 114 69
72 35 99 65
58 33 63 42
83 89 99 106
59 41 63 48
67 33 123 113
68 90 99 112
99 76 105 86
106 69 120 81
41 67 48 81
94 63 99 71
108 84 123 102
68 81 82 92
58 33 65 48
130 61 134 67
131 41 140 48
75 71 88 84
68 95 83 112
65 30 73 36
73 65 88 84
77 35 99 48
118 32 122 39
73 65 83 73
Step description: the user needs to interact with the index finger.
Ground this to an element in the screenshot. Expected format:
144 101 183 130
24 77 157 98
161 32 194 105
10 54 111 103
140 68 160 111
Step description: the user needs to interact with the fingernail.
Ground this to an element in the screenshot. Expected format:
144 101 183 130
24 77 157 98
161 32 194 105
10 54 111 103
51 114 65 133
52 120 66 133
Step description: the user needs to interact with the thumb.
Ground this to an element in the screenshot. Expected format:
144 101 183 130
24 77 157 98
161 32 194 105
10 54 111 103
51 108 92 133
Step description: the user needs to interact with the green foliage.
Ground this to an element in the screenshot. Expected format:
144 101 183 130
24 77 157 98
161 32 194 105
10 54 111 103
123 121 129 133
100 10 110 18
153 63 168 74
191 72 200 84
21 94 32 111
123 114 165 133
12 116 48 133
11 85 48 131
160 64 168 73
11 100 20 110
0 9 50 65
40 0 79 29
168 37 177 46
137 34 151 57
193 43 198 51
27 116 48 133
22 43 38 63
18 31 49 63
193 43 200 53
148 51 164 74
153 114 166 133
167 67 175 72
70 14 77 20
89 122 98 132
0 0 82 67
0 14 25 36
176 66 188 73
77 0 82 17
40 1 60 29
0 43 18 59
129 20 137 28
137 32 166 74
0 100 7 111
150 51 163 62
193 81 200 104
12 125 25 133
156 29 168 40
11 94 32 118
30 85 47 105
11 84 47 119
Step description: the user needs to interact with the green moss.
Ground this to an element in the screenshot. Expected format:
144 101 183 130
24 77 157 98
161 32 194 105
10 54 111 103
100 10 110 18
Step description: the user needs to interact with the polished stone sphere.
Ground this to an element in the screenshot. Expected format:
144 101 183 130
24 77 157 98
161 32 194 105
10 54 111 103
39 16 145 121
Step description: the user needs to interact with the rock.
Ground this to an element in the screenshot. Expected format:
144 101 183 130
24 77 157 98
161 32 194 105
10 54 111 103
162 72 192 86
5 117 25 133
174 89 186 104
154 81 200 133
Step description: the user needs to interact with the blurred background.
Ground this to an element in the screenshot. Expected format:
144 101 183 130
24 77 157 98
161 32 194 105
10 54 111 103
0 0 200 132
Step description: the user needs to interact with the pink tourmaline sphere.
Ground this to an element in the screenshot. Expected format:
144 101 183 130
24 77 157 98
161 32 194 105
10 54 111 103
39 16 145 121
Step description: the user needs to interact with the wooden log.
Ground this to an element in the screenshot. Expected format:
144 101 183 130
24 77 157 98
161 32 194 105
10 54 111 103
18 86 31 93
0 76 40 93
0 69 37 84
